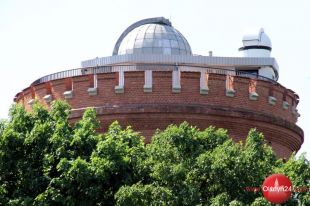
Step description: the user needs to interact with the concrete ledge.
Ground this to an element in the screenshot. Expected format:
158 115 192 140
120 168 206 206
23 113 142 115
63 91 73 99
226 89 235 97
172 86 181 93
28 99 35 105
292 108 300 118
249 92 259 101
143 85 152 93
115 85 124 94
282 101 289 110
200 87 209 95
88 87 97 96
43 94 52 103
292 108 296 114
268 96 277 105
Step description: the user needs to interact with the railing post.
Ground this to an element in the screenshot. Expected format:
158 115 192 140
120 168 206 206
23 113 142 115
144 70 152 92
115 70 124 93
27 87 36 106
268 87 277 105
63 78 73 99
226 75 235 97
249 79 259 100
87 74 98 96
43 82 53 103
172 65 181 93
282 89 289 109
200 71 209 94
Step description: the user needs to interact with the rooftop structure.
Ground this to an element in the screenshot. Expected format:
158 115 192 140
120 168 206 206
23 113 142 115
14 17 303 159
113 17 192 56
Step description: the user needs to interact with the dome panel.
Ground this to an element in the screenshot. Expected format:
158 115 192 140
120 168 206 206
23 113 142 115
117 23 192 55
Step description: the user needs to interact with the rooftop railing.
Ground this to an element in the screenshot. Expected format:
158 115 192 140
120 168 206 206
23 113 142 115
31 63 277 86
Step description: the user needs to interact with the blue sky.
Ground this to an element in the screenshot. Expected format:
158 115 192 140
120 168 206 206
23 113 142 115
0 0 309 158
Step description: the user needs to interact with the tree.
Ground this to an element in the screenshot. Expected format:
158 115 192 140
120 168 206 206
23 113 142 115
0 101 146 205
117 123 278 205
0 100 309 205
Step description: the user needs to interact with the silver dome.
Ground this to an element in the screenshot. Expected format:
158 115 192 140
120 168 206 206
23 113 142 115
114 18 192 56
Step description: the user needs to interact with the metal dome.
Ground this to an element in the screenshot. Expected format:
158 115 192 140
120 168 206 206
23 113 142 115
239 28 272 52
113 17 192 56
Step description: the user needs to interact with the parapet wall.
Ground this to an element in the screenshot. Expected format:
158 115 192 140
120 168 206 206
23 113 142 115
15 70 303 159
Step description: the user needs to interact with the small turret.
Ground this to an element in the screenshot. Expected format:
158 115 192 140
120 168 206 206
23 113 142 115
239 28 277 80
239 28 272 57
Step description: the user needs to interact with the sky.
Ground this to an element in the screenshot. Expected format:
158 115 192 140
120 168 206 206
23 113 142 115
0 0 309 158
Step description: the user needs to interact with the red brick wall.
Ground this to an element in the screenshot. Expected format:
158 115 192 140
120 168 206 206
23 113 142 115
15 71 303 159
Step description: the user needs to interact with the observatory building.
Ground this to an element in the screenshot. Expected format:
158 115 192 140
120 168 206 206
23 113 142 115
14 17 303 159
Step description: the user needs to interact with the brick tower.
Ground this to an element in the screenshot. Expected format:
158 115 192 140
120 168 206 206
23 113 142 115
14 17 303 159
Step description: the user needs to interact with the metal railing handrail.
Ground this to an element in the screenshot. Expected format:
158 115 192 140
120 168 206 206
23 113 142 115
31 63 277 86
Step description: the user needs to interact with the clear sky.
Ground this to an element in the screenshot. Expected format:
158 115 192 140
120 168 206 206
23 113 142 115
0 0 309 158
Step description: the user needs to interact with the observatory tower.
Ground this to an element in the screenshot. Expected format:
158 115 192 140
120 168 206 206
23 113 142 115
239 28 277 80
14 17 303 159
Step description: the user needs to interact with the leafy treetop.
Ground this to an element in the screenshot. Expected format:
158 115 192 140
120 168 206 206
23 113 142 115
0 101 309 205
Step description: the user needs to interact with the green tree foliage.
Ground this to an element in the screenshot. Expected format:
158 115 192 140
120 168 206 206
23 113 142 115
0 101 309 205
